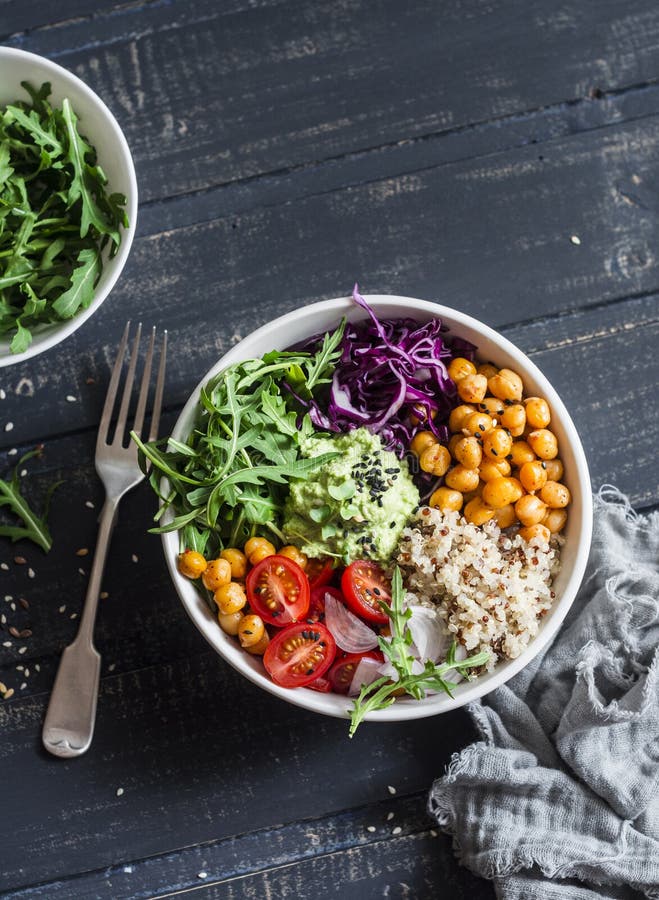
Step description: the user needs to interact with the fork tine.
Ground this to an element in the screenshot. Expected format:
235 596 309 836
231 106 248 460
148 330 167 442
131 327 156 440
97 322 131 449
111 322 142 445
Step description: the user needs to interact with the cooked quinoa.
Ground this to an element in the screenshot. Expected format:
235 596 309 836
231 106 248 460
396 507 561 669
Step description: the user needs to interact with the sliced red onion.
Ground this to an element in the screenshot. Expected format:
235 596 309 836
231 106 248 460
347 656 384 697
406 605 449 663
324 593 379 653
443 642 467 684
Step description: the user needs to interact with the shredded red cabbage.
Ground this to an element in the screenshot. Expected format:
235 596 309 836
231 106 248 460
293 284 475 458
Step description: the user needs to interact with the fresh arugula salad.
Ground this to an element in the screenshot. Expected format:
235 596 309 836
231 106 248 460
0 82 128 353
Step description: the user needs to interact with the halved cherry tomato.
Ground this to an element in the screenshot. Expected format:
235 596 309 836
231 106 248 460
307 675 332 693
263 622 336 688
246 555 310 626
306 558 334 590
341 560 391 624
306 585 343 624
328 651 383 694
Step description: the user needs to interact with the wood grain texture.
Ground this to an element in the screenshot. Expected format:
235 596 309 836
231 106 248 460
5 1 659 202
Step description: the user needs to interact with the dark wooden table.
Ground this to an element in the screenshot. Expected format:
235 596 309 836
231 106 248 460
1 2 658 897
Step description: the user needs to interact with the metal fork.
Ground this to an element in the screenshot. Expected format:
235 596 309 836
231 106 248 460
42 323 167 759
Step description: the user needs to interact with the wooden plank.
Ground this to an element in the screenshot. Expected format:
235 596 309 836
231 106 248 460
5 1 659 202
0 794 491 899
1 115 659 449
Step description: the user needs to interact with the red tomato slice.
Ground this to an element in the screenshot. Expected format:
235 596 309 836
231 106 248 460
307 675 332 693
263 622 336 688
305 558 334 590
328 651 382 694
306 585 343 624
246 555 310 626
341 560 391 625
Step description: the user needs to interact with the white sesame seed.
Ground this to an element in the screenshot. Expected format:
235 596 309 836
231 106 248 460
570 234 581 245
0 615 4 624
7 449 16 456
70 613 78 620
15 665 23 671
392 826 402 835
387 785 396 795
59 605 66 613
2 641 11 647
20 682 26 690
116 787 124 797
0 563 8 570
4 595 12 602
4 422 13 432
100 592 109 600
78 568 85 576
27 568 35 579
131 554 139 563
20 469 27 478
366 825 376 833
108 663 116 672
10 602 15 611
66 395 77 403
0 390 5 400
24 668 29 677
35 663 40 672
85 500 95 509
430 829 438 837
18 646 27 654
387 812 394 821
198 873 207 880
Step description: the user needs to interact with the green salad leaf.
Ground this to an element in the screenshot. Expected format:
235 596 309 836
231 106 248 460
0 82 128 352
0 448 61 552
349 567 489 736
133 319 346 562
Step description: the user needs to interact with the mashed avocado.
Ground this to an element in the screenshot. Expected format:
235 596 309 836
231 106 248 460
282 427 419 563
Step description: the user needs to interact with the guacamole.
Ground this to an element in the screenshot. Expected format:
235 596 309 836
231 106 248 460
282 427 419 563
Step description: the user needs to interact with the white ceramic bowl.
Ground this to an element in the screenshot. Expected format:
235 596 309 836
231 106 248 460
163 295 593 722
0 47 137 366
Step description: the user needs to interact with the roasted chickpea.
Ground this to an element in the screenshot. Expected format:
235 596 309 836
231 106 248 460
500 403 526 437
463 412 494 438
245 631 270 655
419 443 451 476
448 357 477 381
429 486 464 512
519 460 548 494
479 459 511 481
488 368 523 401
540 481 571 508
177 550 207 579
448 433 462 457
214 581 247 615
527 429 558 460
477 362 499 379
477 397 506 418
543 458 564 482
278 545 308 569
482 427 513 461
220 547 247 580
464 497 496 525
543 507 568 533
509 440 536 467
482 476 523 509
525 397 551 429
409 406 437 427
519 523 551 544
244 536 275 558
457 373 488 404
410 430 437 457
217 610 243 636
238 614 265 648
494 504 517 529
202 557 232 591
514 494 547 527
453 436 482 469
444 465 480 493
449 404 477 433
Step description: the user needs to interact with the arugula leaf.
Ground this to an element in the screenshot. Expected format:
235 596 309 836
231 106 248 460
0 82 127 352
348 566 490 736
0 448 61 552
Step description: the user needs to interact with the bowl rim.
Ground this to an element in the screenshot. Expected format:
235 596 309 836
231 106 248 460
162 294 593 722
0 46 138 367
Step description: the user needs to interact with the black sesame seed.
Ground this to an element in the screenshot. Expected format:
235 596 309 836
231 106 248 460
504 398 514 405
479 424 486 432
491 448 498 456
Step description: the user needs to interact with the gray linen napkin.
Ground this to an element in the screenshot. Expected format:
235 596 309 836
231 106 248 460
428 487 659 900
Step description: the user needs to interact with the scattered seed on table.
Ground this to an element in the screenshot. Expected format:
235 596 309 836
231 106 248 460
8 627 20 637
14 557 25 565
108 663 116 672
27 568 35 579
387 812 394 821
10 602 15 611
7 449 16 456
387 785 397 795
0 563 8 570
59 605 66 613
35 663 40 672
4 595 11 601
392 826 402 835
18 646 26 654
2 641 11 647
76 548 89 557
570 234 581 245
131 554 138 563
116 787 124 797
78 568 85 576
430 830 438 838
20 682 26 690
20 469 27 478
366 825 376 833
3 688 14 699
198 873 207 880
0 614 4 624
4 422 13 432
15 665 23 671
70 613 78 620
100 592 109 600
19 598 28 610
66 395 77 402
19 629 31 638
85 500 95 509
0 390 5 400
24 668 29 677
0 681 6 693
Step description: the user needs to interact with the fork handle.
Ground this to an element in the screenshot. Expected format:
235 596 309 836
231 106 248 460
42 497 118 758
